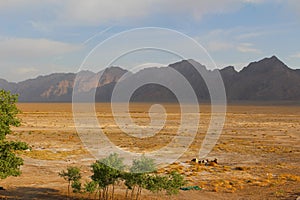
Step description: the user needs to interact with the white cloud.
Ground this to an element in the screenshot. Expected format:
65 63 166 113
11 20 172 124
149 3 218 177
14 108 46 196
58 0 268 25
1 61 77 82
236 31 267 40
197 27 267 54
244 0 267 3
206 41 234 52
15 67 39 75
28 21 53 33
0 37 82 81
0 0 35 9
1 0 300 28
237 43 262 54
0 0 59 11
284 0 300 16
0 37 81 59
205 27 274 40
0 0 267 26
289 52 300 58
58 0 149 25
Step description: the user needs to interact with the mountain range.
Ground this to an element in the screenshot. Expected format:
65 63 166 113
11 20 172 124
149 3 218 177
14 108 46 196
1 56 300 102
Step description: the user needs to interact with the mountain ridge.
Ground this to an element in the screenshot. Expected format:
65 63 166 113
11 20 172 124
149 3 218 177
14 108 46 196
1 56 299 102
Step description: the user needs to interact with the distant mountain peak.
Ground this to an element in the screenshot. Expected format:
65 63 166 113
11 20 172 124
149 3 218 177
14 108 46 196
260 55 284 65
104 66 126 71
98 66 128 87
270 55 279 59
168 59 206 71
220 66 237 73
241 55 289 74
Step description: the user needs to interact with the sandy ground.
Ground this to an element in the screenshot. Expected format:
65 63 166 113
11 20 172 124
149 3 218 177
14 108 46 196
0 103 299 200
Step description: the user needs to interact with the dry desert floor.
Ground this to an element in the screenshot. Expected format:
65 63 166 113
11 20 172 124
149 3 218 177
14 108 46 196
0 103 300 200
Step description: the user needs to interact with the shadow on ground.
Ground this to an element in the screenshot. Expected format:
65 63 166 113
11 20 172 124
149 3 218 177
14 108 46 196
283 192 300 200
0 187 69 200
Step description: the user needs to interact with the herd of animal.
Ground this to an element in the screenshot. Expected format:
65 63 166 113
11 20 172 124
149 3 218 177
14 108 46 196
191 158 218 166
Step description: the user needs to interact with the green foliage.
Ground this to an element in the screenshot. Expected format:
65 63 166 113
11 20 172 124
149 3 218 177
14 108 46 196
0 90 21 140
145 174 168 194
123 172 136 190
101 152 125 171
124 156 185 199
0 89 28 180
59 166 82 197
59 166 81 182
71 180 82 194
84 181 97 195
123 155 157 200
91 153 125 200
130 155 156 173
164 171 186 195
0 141 28 179
91 153 125 188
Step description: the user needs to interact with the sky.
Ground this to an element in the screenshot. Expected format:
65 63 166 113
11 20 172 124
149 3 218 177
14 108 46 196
0 0 300 82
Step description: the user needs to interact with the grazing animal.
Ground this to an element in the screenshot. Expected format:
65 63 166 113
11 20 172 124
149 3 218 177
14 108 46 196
208 161 217 167
191 158 198 163
213 158 218 164
202 158 218 166
198 160 205 164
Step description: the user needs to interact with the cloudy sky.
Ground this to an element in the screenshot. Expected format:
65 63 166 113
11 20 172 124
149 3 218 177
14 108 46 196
1 0 299 82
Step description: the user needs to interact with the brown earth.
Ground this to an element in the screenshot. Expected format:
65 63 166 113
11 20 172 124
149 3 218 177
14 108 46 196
0 103 299 200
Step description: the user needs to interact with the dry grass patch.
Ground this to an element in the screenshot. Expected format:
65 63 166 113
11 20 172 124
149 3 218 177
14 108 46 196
210 179 244 193
19 148 88 160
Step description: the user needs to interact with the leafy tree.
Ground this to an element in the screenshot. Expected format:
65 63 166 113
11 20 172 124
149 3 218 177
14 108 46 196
144 171 185 197
145 174 167 194
71 180 82 194
122 172 135 199
125 155 156 200
125 155 185 199
91 153 125 200
163 171 186 195
0 90 29 180
0 141 28 179
130 155 156 174
59 166 82 198
84 181 97 199
0 90 21 140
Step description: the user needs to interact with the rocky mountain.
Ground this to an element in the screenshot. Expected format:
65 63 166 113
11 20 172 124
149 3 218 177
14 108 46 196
1 67 127 102
1 56 299 102
223 56 300 101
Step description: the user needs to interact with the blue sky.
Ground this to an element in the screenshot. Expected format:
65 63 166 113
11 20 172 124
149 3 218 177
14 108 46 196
0 0 299 82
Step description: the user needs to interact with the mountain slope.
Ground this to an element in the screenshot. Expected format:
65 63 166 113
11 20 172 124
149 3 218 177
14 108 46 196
0 67 128 102
227 56 300 100
0 56 299 102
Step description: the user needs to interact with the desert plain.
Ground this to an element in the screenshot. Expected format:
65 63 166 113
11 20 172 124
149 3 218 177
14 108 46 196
0 103 299 200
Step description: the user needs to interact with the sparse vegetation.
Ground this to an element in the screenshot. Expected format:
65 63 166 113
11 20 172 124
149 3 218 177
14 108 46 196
59 153 186 200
